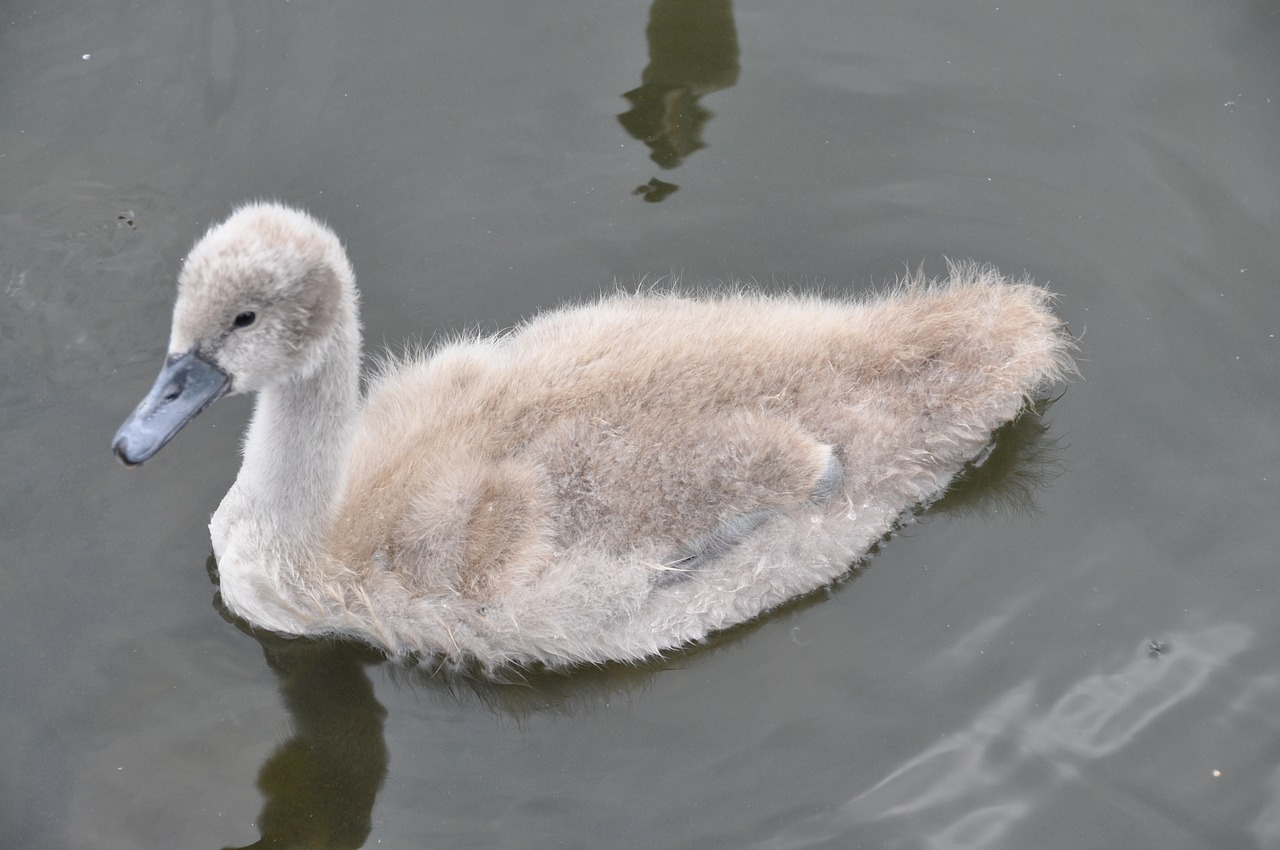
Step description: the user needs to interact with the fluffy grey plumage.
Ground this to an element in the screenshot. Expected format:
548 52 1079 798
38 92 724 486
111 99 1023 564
113 203 1075 670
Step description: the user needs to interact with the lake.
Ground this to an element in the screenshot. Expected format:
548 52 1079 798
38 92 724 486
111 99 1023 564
2 0 1278 847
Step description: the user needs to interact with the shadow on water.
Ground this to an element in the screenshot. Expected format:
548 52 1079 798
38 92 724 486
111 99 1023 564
617 0 740 201
206 396 1066 849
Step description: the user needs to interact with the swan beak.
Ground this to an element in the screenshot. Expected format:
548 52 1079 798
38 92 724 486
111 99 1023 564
112 350 230 467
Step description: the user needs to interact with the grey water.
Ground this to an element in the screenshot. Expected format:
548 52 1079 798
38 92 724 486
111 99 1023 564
2 0 1279 847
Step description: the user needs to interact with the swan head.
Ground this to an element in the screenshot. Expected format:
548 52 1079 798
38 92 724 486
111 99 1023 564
113 202 357 466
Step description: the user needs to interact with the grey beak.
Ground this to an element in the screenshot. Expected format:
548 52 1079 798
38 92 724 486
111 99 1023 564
112 350 231 466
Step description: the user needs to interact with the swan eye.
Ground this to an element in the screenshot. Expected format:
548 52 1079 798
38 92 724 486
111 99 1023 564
232 311 257 329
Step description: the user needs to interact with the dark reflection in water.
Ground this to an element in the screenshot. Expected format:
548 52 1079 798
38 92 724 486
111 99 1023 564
206 399 1064 848
618 0 740 199
929 395 1067 521
216 629 388 850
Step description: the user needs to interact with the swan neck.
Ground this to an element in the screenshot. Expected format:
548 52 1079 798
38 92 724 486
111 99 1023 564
236 329 360 553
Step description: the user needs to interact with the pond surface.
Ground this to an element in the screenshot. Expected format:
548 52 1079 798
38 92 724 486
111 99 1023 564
3 0 1279 847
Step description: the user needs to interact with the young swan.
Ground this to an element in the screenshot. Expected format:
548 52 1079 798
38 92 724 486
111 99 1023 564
113 203 1074 669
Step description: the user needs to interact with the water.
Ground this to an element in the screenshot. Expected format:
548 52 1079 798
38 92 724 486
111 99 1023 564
3 0 1278 847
